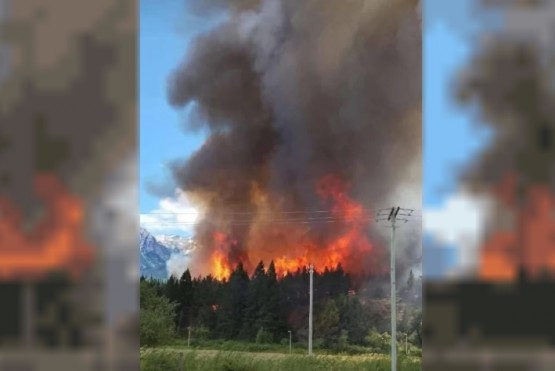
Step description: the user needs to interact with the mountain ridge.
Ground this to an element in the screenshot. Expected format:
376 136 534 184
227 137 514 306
139 227 192 280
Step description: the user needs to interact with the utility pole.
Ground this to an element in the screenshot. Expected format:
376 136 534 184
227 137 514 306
389 207 398 371
308 264 314 356
288 330 292 354
376 206 414 371
187 326 191 347
22 281 34 348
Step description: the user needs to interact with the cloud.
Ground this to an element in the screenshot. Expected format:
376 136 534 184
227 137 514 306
140 189 200 236
424 190 492 276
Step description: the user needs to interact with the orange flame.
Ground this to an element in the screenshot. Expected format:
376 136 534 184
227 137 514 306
0 173 93 281
212 249 232 281
479 173 555 281
205 174 378 280
210 231 232 280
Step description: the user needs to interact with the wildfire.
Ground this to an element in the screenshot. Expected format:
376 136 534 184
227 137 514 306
274 255 310 277
212 249 232 281
0 173 93 281
479 173 555 281
205 174 378 280
210 232 232 281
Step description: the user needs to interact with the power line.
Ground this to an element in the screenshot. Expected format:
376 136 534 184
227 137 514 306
141 209 420 216
140 215 421 225
143 210 342 215
140 208 421 231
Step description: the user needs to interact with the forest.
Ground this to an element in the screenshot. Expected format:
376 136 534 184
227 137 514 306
140 261 422 355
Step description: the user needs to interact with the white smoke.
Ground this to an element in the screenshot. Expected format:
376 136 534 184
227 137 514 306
166 253 191 279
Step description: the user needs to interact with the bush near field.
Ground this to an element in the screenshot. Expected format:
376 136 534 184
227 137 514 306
140 349 421 371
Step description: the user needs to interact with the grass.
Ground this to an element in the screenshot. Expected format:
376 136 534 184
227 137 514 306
170 339 308 354
140 347 421 371
169 339 421 357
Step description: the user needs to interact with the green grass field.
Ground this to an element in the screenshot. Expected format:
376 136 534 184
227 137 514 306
141 347 421 371
168 339 422 357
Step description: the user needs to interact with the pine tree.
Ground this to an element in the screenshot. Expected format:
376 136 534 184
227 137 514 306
216 262 250 339
258 261 286 341
195 276 218 332
240 261 266 340
177 269 194 333
407 269 414 291
315 298 341 348
341 296 368 345
164 275 181 329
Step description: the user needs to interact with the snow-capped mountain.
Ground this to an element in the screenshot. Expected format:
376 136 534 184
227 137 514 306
155 234 193 252
139 228 194 280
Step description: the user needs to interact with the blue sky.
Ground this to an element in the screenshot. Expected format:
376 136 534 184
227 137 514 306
140 0 209 214
424 0 495 207
140 0 225 236
423 0 502 278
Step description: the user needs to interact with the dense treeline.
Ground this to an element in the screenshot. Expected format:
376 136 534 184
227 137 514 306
140 261 422 352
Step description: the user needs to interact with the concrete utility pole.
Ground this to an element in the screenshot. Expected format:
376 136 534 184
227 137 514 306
308 264 314 356
288 330 292 354
376 206 414 371
389 207 399 371
22 281 34 348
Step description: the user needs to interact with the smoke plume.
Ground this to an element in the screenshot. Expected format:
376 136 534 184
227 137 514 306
455 0 555 191
167 0 422 278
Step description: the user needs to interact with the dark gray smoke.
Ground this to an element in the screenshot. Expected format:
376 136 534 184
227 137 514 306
455 0 555 191
168 0 422 276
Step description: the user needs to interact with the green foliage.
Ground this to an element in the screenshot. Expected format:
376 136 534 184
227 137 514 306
338 296 369 345
140 348 422 371
408 310 422 347
364 329 391 354
140 350 182 371
337 329 349 349
172 339 303 353
255 327 273 344
313 338 325 350
140 263 422 354
315 299 341 348
140 281 177 347
192 326 211 341
217 263 250 339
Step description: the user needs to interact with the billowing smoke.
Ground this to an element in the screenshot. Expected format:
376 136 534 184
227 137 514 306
166 253 191 279
455 0 555 191
445 1 555 280
167 0 422 278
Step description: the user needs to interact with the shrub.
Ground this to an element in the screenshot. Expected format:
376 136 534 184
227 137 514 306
192 326 211 341
364 329 391 354
255 327 273 344
140 281 177 347
337 329 349 349
312 338 325 350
